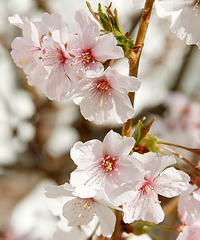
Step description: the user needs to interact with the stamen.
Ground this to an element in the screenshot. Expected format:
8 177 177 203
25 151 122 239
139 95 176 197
88 79 112 108
69 48 96 70
193 0 200 16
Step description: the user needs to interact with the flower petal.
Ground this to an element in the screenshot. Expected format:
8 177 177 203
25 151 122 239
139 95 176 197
92 33 124 62
94 202 116 237
154 167 190 197
103 130 135 157
144 155 176 179
63 198 94 226
70 140 103 169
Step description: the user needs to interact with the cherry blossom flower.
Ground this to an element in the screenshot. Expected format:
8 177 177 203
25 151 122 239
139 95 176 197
177 227 200 240
9 14 49 86
9 12 79 101
38 36 79 101
67 9 124 77
155 0 200 48
70 130 144 194
69 67 141 124
44 183 117 237
177 185 200 240
121 155 190 224
36 13 82 101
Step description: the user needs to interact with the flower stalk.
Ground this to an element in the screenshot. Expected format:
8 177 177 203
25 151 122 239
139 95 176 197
158 141 200 156
157 143 200 175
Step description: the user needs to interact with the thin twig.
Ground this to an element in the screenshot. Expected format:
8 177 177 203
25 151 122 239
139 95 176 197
157 144 200 174
158 141 200 156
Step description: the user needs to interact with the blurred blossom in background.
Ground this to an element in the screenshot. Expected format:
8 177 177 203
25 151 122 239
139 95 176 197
0 0 200 240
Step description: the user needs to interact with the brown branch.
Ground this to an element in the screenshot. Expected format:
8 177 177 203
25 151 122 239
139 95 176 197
111 1 155 239
122 0 155 137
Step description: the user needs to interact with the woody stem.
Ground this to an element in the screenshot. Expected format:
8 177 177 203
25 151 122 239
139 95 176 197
111 1 155 240
122 0 155 137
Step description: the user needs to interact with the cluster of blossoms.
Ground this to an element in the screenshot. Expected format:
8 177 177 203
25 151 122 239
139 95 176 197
9 9 140 125
44 130 190 238
133 0 200 48
9 2 199 240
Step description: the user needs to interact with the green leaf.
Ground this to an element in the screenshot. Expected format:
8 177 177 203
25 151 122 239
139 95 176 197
132 117 160 154
86 2 135 57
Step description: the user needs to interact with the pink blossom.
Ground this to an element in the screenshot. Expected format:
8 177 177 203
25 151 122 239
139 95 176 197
122 155 190 224
155 0 200 48
177 227 200 240
69 67 141 124
177 185 200 240
39 12 80 100
70 130 144 194
45 183 117 237
68 9 124 76
38 36 78 101
9 14 49 86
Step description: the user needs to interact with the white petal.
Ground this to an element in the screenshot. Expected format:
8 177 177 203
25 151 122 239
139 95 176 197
178 184 197 217
79 91 111 124
106 67 141 93
75 9 99 49
94 203 116 237
103 130 135 157
42 12 64 33
117 156 145 183
92 33 124 62
63 198 94 226
123 190 164 224
193 188 200 201
73 185 97 199
44 184 74 198
177 226 200 240
157 0 194 12
109 90 135 123
46 65 71 101
8 14 24 29
144 155 176 179
52 222 87 240
154 167 190 197
70 139 103 169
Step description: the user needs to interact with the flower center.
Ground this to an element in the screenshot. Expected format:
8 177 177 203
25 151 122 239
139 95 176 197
81 49 95 66
99 155 117 175
70 48 95 70
140 180 154 195
89 79 112 108
96 80 111 94
72 198 93 219
139 179 161 204
40 47 67 66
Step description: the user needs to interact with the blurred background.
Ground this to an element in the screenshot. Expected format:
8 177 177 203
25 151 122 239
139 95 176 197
0 0 200 239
